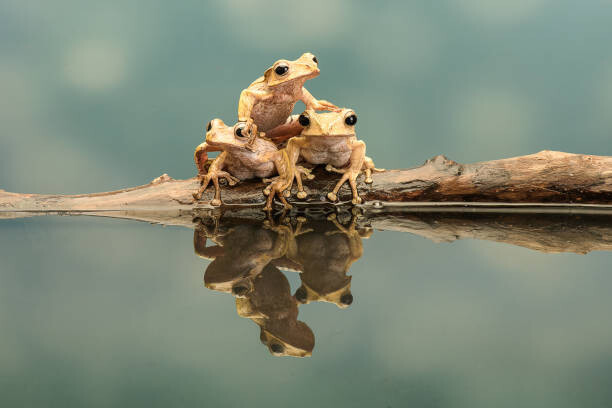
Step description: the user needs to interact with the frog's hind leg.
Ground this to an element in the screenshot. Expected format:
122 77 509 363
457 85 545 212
326 140 366 205
362 156 385 184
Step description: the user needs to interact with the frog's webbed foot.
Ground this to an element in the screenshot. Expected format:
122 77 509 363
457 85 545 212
263 176 293 212
193 170 240 206
263 177 292 198
294 166 314 199
326 166 363 205
363 156 385 184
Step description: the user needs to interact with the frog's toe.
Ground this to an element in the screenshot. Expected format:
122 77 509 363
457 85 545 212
211 199 222 206
325 164 333 172
263 188 270 196
327 192 338 202
297 191 307 199
365 177 373 184
352 196 362 205
306 173 315 180
283 189 291 198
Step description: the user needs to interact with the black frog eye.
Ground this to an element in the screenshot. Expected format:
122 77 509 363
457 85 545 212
340 293 353 305
345 114 357 126
312 56 318 64
270 343 284 354
235 125 247 138
206 121 212 132
232 285 248 296
298 114 310 127
274 64 289 76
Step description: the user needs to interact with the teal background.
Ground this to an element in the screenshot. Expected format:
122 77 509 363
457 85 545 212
1 0 611 194
2 1 612 406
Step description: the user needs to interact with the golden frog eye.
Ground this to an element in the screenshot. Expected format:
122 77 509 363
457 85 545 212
274 64 289 76
206 121 212 132
312 56 318 64
298 114 310 127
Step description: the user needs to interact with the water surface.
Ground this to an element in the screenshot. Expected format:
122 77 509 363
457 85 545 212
1 211 611 407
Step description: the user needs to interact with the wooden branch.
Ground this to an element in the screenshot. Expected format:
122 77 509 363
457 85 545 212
1 151 611 214
1 150 611 254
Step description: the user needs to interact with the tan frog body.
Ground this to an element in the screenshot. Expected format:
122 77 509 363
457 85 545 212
193 53 338 174
192 119 293 210
238 52 339 141
286 109 384 204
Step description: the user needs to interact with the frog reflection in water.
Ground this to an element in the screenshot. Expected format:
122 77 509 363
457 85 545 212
195 218 313 357
193 213 370 357
291 213 372 309
286 109 384 204
192 119 293 210
194 52 339 170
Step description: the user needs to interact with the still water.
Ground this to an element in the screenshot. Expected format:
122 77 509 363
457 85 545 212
1 210 611 407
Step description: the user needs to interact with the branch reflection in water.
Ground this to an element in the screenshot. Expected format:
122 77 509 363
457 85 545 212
193 210 371 358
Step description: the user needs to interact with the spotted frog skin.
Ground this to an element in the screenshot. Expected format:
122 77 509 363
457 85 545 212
192 119 293 210
286 109 384 204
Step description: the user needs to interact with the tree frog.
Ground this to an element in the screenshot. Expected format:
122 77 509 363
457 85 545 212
286 109 384 204
238 52 340 141
192 119 293 210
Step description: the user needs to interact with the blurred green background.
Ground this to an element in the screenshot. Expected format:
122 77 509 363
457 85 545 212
2 2 612 406
1 0 611 194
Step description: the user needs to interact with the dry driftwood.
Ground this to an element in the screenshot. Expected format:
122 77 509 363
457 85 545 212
1 150 611 213
1 150 612 254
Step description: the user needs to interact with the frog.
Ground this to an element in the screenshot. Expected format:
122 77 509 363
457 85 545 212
238 52 340 142
291 212 372 308
192 119 293 211
193 53 338 176
285 108 384 204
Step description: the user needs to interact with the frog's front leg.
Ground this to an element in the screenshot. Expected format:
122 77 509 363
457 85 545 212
194 142 222 175
285 136 315 199
262 150 294 211
300 87 341 112
192 152 240 206
325 140 366 205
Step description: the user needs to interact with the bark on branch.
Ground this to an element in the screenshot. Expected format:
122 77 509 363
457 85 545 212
1 150 611 214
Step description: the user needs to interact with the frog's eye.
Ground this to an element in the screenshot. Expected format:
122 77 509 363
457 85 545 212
274 64 289 76
340 293 353 306
270 343 284 354
312 56 318 64
298 114 310 127
206 121 212 132
295 287 307 303
235 125 247 138
345 114 357 126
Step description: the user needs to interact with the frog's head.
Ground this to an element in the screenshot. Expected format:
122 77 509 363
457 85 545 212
298 108 357 137
294 279 354 309
259 320 315 357
263 52 320 87
205 119 256 151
